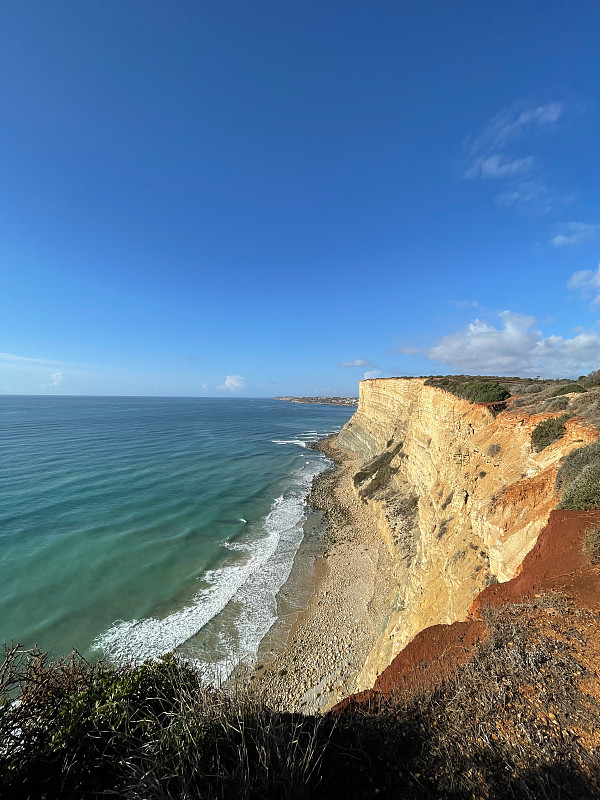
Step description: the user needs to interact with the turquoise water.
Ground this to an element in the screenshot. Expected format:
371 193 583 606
0 397 354 672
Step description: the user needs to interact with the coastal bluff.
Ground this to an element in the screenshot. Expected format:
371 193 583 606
336 377 598 690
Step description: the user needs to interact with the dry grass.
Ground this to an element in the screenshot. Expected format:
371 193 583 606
328 597 600 799
0 647 329 800
583 525 600 565
3 596 600 798
556 440 600 510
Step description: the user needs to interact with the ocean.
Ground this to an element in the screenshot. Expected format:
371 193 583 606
0 396 354 675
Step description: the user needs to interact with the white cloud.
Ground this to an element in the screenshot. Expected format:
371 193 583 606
551 222 600 247
467 102 565 155
0 351 63 367
465 154 533 180
217 374 246 391
568 263 600 305
462 101 567 216
364 369 383 379
453 300 479 310
427 310 600 378
495 180 556 214
0 353 76 394
339 358 374 368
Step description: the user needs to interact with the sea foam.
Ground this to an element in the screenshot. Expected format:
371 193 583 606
93 446 329 675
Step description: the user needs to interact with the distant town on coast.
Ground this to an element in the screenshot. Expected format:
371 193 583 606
275 396 358 407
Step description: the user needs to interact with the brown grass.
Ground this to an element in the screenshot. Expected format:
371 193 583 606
583 525 600 564
2 596 600 798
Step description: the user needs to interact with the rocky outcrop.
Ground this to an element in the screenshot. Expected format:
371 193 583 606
337 378 598 689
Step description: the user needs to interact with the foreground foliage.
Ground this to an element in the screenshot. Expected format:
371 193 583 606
0 649 327 800
2 598 600 799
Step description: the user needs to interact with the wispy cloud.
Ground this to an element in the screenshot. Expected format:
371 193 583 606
465 102 565 157
339 358 374 368
551 222 600 247
464 154 533 180
364 369 382 379
0 351 64 367
425 310 600 377
217 374 246 391
461 101 567 215
0 352 74 393
495 180 555 215
568 263 600 305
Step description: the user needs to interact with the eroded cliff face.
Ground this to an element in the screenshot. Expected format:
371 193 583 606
337 377 598 689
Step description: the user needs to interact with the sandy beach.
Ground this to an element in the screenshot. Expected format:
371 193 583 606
249 435 393 713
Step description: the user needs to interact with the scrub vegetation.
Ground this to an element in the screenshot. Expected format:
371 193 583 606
424 376 511 404
556 441 600 511
2 598 600 799
552 384 587 397
582 525 600 565
531 414 570 452
353 443 403 498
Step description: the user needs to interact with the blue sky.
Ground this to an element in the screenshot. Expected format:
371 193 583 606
2 1 600 396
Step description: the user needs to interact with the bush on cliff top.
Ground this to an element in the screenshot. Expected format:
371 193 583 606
555 440 600 510
558 464 600 510
552 383 587 397
531 414 570 452
425 376 510 404
555 441 600 492
584 368 600 386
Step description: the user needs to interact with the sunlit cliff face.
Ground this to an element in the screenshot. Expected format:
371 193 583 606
337 378 598 689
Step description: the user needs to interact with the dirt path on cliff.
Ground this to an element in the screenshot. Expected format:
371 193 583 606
250 435 395 713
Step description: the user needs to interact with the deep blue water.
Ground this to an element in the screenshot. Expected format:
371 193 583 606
0 396 354 672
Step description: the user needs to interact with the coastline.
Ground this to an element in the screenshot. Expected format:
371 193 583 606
248 435 393 713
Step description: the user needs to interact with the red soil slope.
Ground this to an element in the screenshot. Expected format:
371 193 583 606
333 510 600 714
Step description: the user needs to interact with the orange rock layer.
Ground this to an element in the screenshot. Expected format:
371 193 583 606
333 509 600 714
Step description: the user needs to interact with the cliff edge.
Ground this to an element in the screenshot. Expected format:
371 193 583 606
336 377 599 689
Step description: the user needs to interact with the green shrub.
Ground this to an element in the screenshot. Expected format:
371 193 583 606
558 463 600 510
453 379 510 403
555 440 600 493
353 443 402 497
582 525 600 564
531 415 570 452
487 443 501 458
0 648 328 800
546 397 569 412
585 369 600 386
425 376 510 404
555 440 600 510
552 384 587 397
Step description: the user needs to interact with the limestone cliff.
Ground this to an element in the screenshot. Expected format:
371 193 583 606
337 377 598 689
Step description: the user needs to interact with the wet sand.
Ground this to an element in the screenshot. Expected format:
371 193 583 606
248 435 393 713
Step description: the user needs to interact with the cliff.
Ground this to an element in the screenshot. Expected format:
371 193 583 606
337 377 598 688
